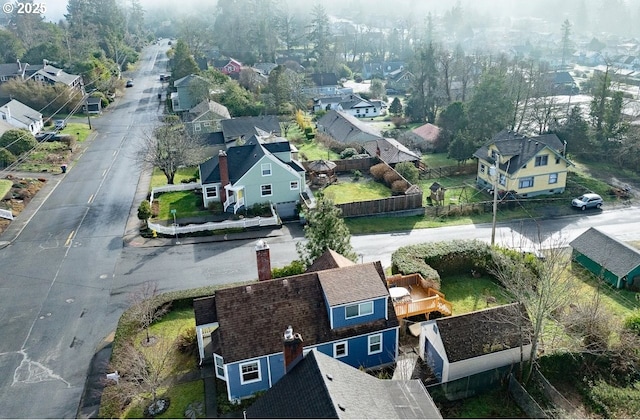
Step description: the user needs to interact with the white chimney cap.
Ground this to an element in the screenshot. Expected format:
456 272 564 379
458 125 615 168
255 240 269 250
284 325 293 340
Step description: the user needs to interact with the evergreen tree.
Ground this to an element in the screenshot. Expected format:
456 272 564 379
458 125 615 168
436 101 467 153
389 97 403 116
466 69 514 146
170 39 200 80
447 130 475 164
296 194 357 267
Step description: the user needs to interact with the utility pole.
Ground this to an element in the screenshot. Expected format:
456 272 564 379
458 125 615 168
491 154 499 246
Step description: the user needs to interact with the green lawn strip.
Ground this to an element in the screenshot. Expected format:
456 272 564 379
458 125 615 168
60 122 91 142
439 275 511 315
421 153 460 168
0 179 11 199
438 388 526 418
154 190 209 221
151 167 199 189
124 381 205 419
296 140 340 161
322 180 391 204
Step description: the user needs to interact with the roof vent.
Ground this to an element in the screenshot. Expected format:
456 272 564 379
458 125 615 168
338 403 346 411
282 279 289 287
245 285 252 293
326 373 333 381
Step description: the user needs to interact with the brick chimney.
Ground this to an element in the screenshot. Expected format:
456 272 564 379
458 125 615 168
283 326 304 373
255 240 272 281
218 150 229 203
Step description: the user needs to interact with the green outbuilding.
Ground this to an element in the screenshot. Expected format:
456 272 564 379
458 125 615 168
569 227 640 289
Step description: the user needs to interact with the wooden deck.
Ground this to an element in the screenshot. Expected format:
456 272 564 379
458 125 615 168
387 273 453 319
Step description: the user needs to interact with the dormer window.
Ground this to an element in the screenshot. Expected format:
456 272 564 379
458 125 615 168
535 155 548 166
345 301 373 319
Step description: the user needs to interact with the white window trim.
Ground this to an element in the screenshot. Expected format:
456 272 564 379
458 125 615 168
333 341 348 358
549 173 558 184
205 185 218 198
239 360 261 384
261 184 273 197
290 181 299 190
261 163 272 176
535 155 548 167
345 301 374 319
194 123 201 132
214 354 225 379
519 177 534 189
368 334 382 355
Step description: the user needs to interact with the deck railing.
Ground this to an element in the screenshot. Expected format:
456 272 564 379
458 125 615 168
387 273 452 319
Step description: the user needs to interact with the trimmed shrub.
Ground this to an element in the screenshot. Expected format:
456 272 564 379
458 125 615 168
176 326 198 355
272 260 305 278
0 129 37 156
370 163 390 181
340 147 357 159
624 310 640 336
395 161 419 184
391 179 409 194
0 147 16 167
383 169 401 185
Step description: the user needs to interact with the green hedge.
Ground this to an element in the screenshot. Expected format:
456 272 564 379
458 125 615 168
391 240 493 289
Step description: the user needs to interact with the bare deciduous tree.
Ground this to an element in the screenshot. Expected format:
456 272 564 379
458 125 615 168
128 281 170 344
490 237 575 383
135 121 205 185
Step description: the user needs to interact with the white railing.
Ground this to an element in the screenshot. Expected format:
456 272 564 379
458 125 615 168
147 202 280 235
150 182 201 202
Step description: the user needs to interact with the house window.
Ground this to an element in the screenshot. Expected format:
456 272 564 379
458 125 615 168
480 164 486 174
519 177 534 189
261 163 272 176
290 181 299 190
334 342 348 358
240 361 261 384
214 355 225 379
261 184 272 197
368 334 382 355
194 123 201 132
204 122 211 127
345 301 374 319
535 155 548 166
499 174 506 186
356 109 360 114
556 157 561 164
205 186 218 199
549 173 558 184
365 108 369 113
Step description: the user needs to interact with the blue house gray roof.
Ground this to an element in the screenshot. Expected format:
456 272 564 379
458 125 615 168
246 349 442 419
199 142 265 184
569 227 640 278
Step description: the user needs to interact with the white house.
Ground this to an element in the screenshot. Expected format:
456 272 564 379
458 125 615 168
0 99 44 135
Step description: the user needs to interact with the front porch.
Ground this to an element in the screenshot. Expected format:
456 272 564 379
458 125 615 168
386 273 453 319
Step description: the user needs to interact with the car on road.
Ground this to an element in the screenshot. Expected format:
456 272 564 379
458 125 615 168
54 119 66 130
571 193 603 210
126 79 134 87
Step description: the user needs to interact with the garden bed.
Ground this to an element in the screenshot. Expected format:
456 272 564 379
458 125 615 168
0 175 46 236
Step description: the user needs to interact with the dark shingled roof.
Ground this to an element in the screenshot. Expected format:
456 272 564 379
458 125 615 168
436 303 532 363
306 249 355 273
193 296 217 326
245 349 442 419
221 116 281 141
310 72 339 87
569 227 640 277
473 130 569 174
199 142 265 184
363 138 420 165
317 264 390 307
203 258 398 364
316 110 383 144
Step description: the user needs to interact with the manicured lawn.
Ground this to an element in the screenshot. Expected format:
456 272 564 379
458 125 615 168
151 167 198 189
154 190 209 220
296 140 340 161
0 179 11 198
60 122 91 142
440 275 512 315
322 179 391 204
421 153 460 168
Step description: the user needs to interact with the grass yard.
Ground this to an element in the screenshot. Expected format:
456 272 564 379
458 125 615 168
439 275 511 315
16 142 70 172
150 167 198 189
296 140 340 161
154 190 208 220
0 179 11 198
322 179 391 204
60 122 91 142
421 153 460 168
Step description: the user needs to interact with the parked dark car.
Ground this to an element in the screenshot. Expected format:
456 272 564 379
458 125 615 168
126 79 134 87
571 193 603 210
36 132 62 142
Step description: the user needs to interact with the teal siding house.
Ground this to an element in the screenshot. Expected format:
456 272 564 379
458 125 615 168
570 227 640 289
171 74 210 112
193 249 400 402
199 136 306 218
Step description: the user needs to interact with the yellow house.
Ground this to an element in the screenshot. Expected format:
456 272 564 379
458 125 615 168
473 130 573 198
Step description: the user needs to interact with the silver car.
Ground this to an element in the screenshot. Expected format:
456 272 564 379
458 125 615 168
571 193 603 210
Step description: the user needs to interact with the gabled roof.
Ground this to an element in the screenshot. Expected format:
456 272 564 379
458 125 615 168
0 99 42 126
245 349 442 419
197 254 398 363
310 72 339 87
473 130 570 174
363 138 420 165
32 65 80 86
201 131 225 147
316 110 383 144
174 73 208 88
317 263 389 307
220 115 281 141
199 142 265 184
189 99 230 121
435 303 531 363
306 249 355 272
569 227 640 277
411 123 441 142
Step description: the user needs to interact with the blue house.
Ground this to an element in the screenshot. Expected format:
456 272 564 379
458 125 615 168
193 249 400 402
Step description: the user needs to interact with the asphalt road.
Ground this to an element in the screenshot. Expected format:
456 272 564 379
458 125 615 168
2 40 640 419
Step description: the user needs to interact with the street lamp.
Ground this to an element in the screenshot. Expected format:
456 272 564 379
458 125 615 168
489 154 500 246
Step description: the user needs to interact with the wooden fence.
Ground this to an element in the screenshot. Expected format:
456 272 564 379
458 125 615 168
420 162 477 179
333 157 378 172
337 192 423 217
